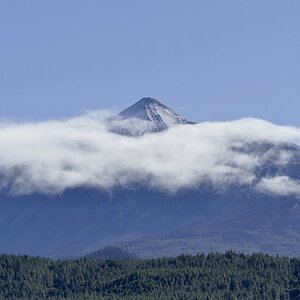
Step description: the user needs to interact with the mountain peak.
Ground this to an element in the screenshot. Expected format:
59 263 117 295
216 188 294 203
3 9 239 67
119 97 166 120
108 97 194 136
119 97 193 124
136 97 161 105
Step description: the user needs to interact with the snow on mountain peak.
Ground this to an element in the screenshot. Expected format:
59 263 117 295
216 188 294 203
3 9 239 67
113 98 193 131
107 98 194 135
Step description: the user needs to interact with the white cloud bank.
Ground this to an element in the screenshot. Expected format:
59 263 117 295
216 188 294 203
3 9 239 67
1 112 300 196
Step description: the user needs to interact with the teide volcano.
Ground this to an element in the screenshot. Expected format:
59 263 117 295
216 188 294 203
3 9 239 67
1 98 300 258
107 97 194 135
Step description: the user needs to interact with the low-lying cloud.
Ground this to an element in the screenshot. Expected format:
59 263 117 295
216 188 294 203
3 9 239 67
256 176 300 196
1 112 300 196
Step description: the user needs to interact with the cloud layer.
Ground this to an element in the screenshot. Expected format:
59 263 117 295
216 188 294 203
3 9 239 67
1 112 300 196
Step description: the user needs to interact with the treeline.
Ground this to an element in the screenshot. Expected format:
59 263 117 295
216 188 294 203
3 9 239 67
0 251 300 299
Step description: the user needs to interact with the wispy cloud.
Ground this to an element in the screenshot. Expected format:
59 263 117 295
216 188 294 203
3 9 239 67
1 113 300 196
256 176 300 196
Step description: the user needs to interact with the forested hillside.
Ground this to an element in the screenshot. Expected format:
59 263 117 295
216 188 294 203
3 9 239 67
85 246 137 260
0 252 300 299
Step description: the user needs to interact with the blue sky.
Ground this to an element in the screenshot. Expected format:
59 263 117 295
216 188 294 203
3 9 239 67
1 1 300 124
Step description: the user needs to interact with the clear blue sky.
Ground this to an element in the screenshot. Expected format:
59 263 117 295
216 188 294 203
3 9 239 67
1 1 300 124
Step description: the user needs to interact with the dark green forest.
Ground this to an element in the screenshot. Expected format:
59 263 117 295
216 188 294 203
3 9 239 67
1 252 300 299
